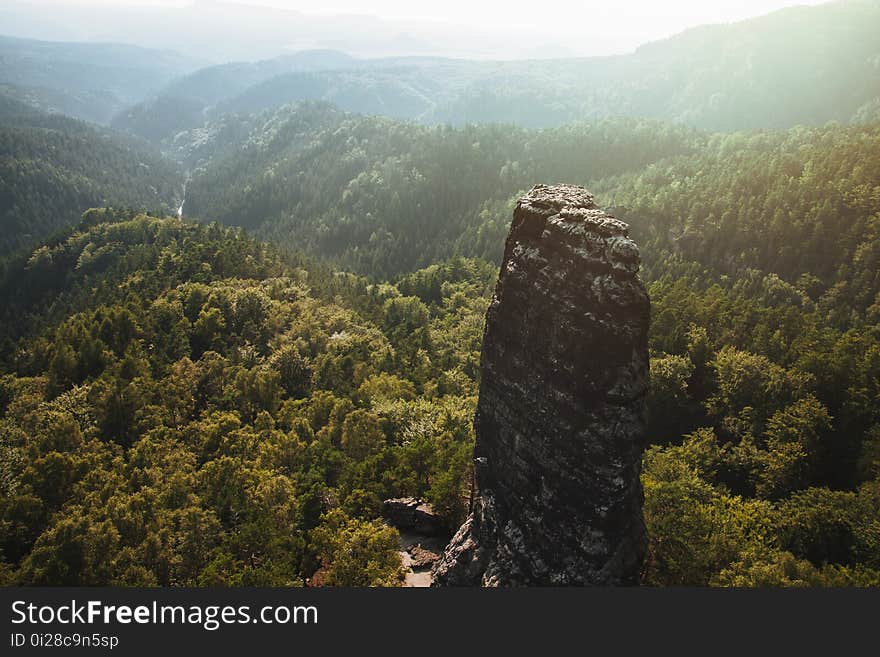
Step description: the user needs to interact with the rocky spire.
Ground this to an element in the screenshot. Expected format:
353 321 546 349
432 184 650 586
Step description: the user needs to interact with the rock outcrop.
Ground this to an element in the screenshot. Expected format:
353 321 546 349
383 498 443 536
383 498 447 587
432 184 650 586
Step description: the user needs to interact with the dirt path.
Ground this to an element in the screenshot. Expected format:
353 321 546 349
397 531 445 587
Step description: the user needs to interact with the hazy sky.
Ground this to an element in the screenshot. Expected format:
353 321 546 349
8 0 833 59
30 0 831 35
262 0 828 29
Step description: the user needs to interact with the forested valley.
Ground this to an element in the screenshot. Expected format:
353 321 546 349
0 96 181 256
1 0 879 587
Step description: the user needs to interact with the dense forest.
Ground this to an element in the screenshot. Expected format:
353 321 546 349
0 210 488 585
183 103 704 276
1 107 879 584
0 95 182 256
183 103 880 294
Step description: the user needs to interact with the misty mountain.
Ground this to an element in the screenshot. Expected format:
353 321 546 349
111 0 880 145
0 98 182 255
0 35 202 124
0 0 528 62
110 50 358 143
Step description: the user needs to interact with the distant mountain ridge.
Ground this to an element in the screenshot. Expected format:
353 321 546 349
0 35 203 124
108 0 880 143
0 100 182 255
109 50 359 143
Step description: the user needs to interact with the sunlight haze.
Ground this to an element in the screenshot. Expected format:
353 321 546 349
1 0 879 601
3 0 833 59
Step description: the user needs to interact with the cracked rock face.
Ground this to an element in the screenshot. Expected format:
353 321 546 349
431 184 650 586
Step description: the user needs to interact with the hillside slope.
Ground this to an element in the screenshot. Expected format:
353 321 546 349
0 210 486 585
183 103 703 276
0 99 182 255
1 199 878 586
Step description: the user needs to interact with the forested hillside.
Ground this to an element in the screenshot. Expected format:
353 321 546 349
110 50 355 144
158 110 880 585
0 210 489 585
1 186 878 585
1 0 879 589
183 103 704 276
183 104 880 296
0 97 182 255
624 131 880 582
600 124 880 317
